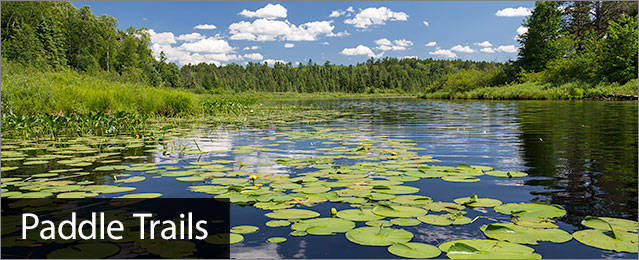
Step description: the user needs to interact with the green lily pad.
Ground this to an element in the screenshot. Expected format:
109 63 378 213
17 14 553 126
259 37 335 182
115 176 146 183
581 216 638 233
265 209 320 219
230 225 259 234
376 185 420 195
454 195 502 207
494 202 566 218
484 171 528 177
441 175 480 182
293 185 330 194
480 223 572 245
205 233 243 244
439 239 541 259
290 230 307 237
372 204 427 218
418 213 472 226
390 218 421 226
82 185 136 194
366 220 393 227
47 242 119 258
176 176 205 182
345 227 413 246
291 217 355 235
57 192 99 198
388 242 441 258
266 220 291 227
115 193 163 199
32 173 58 178
337 208 385 221
573 229 638 253
513 217 559 229
366 193 396 201
267 237 287 243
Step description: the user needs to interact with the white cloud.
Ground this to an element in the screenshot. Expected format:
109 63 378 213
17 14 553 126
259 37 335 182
495 7 532 17
148 29 176 45
178 37 234 53
243 45 260 50
480 47 496 53
239 3 287 19
329 7 354 18
425 41 437 47
402 56 418 59
423 21 429 27
344 7 408 28
474 41 492 47
480 45 518 53
284 43 295 48
228 19 337 41
514 25 529 40
340 45 383 58
429 48 457 58
327 31 350 37
375 38 412 51
176 32 204 42
450 45 475 53
321 42 329 45
243 53 264 60
193 24 217 30
263 59 285 64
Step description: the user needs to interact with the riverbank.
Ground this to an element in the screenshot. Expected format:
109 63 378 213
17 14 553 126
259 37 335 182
419 80 638 100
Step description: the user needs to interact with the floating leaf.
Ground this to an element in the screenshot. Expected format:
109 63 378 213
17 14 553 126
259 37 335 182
346 227 413 246
418 213 472 226
480 223 572 245
337 208 385 221
372 205 427 218
494 203 566 218
454 196 502 207
115 193 162 199
266 220 291 227
376 185 420 195
115 176 146 183
390 218 421 226
366 220 393 227
291 218 355 235
290 230 307 237
267 237 287 243
230 225 259 234
439 239 541 259
581 216 638 233
573 229 638 253
441 175 480 182
387 242 441 258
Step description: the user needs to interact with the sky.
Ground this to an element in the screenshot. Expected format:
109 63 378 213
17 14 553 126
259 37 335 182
73 1 535 66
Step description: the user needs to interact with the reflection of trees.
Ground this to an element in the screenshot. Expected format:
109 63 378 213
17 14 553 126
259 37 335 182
517 101 638 225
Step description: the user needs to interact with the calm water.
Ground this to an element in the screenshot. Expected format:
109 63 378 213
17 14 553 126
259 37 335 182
2 98 637 258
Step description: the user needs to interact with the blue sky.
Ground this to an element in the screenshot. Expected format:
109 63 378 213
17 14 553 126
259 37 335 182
73 1 535 66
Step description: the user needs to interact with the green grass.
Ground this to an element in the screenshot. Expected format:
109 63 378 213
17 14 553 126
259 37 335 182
420 80 638 100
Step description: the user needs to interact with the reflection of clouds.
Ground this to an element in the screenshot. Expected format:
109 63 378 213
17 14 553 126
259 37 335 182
231 243 282 259
293 240 306 258
413 225 482 245
192 130 233 152
601 251 634 259
494 179 525 186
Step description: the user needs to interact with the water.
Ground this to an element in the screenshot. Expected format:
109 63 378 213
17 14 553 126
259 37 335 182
2 98 637 258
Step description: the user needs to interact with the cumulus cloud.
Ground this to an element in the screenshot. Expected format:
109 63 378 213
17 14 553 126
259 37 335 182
429 48 457 58
194 24 217 30
514 25 529 40
263 59 285 64
243 53 264 60
284 43 295 48
474 41 492 47
178 37 234 53
450 45 475 53
340 45 383 58
239 3 287 19
480 45 518 53
375 38 413 51
495 7 532 17
148 29 176 45
402 56 418 59
243 45 260 50
329 6 354 18
425 41 437 47
423 21 429 27
321 42 329 45
344 7 408 28
176 32 204 42
229 19 337 41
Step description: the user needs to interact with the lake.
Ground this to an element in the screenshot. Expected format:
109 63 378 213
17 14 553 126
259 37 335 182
2 98 637 258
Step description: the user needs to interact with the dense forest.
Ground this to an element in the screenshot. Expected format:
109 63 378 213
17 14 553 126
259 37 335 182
1 1 637 95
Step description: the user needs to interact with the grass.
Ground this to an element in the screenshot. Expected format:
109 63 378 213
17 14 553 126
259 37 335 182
420 80 638 100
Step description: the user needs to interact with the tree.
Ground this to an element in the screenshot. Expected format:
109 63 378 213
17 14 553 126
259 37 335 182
600 15 638 83
517 1 565 72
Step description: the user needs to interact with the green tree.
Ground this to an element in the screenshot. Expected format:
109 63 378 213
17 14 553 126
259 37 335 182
517 1 565 72
600 15 638 83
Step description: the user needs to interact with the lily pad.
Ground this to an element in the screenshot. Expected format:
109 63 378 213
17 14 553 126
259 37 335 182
265 209 320 219
390 218 421 226
480 223 572 245
372 204 427 218
418 213 472 226
439 239 541 259
441 175 480 182
291 218 355 235
573 229 638 253
230 225 259 234
267 237 287 243
376 185 420 195
388 242 441 258
115 176 146 183
454 195 502 207
336 208 385 221
494 203 566 218
47 242 119 258
205 233 244 244
345 226 413 246
366 220 393 227
266 220 291 227
581 216 638 233
115 193 163 199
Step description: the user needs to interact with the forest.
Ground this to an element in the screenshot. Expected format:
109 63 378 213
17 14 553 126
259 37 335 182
1 1 637 98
